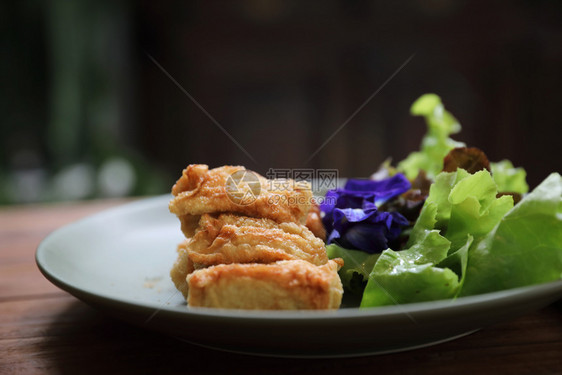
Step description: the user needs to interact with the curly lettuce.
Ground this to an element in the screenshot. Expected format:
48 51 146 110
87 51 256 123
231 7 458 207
461 172 562 295
491 160 529 194
326 93 558 308
411 169 514 252
360 232 470 307
397 94 465 179
361 169 514 307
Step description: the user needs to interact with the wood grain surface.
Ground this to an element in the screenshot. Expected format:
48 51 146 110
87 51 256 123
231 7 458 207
1 200 561 374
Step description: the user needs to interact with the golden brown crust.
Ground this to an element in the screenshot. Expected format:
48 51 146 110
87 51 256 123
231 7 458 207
186 259 343 310
188 213 328 267
169 240 194 299
169 213 329 298
169 165 313 238
305 202 327 241
168 164 344 310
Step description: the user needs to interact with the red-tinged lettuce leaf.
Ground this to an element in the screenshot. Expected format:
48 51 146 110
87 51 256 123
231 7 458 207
461 172 562 296
442 147 490 174
379 171 432 226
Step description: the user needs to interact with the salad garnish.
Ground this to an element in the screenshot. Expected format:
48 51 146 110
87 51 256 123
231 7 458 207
322 93 562 307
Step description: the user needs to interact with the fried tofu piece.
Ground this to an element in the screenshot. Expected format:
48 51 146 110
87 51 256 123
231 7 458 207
169 213 328 298
305 202 326 241
168 164 341 310
189 213 329 266
169 240 194 299
169 165 313 237
187 259 344 310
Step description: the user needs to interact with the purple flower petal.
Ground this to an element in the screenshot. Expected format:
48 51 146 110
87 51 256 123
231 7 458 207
339 223 389 253
345 174 411 205
319 190 337 212
329 206 409 253
333 207 376 224
320 173 411 253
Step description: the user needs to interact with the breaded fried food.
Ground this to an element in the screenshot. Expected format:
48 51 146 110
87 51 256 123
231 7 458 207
169 164 313 237
168 163 343 310
187 259 344 310
169 213 328 298
189 213 328 266
305 202 326 241
169 240 194 299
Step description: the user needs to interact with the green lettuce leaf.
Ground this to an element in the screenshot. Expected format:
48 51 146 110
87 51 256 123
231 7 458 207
326 244 379 295
360 232 470 307
409 169 513 252
397 94 465 179
361 169 513 307
461 172 562 296
491 160 529 194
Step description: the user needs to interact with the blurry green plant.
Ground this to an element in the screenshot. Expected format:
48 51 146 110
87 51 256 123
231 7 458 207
0 0 169 205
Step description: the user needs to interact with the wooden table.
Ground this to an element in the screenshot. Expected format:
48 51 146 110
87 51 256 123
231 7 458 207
1 200 561 374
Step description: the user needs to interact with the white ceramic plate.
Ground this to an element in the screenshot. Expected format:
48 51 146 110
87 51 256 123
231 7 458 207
36 196 562 358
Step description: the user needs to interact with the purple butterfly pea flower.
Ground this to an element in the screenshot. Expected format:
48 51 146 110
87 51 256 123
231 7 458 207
320 173 411 253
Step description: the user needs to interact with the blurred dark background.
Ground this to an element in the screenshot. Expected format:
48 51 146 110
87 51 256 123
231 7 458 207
2 0 561 204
